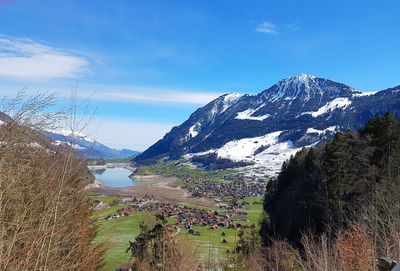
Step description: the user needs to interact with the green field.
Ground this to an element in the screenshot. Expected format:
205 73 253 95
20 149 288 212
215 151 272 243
94 205 141 270
93 197 264 270
89 195 123 204
179 227 238 258
136 161 236 181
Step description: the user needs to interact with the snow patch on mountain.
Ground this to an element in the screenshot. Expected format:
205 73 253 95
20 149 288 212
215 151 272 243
352 91 377 97
0 120 4 126
307 125 338 135
187 131 305 173
303 98 352 117
235 107 270 121
221 93 244 112
46 129 95 143
53 140 87 150
253 141 302 173
268 74 318 101
188 122 201 138
216 131 282 160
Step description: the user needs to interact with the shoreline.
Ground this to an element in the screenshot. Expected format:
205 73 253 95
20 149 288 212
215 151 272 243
86 163 138 189
88 173 217 208
87 162 136 171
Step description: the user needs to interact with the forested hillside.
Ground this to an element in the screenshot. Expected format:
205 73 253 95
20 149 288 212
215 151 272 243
260 111 400 265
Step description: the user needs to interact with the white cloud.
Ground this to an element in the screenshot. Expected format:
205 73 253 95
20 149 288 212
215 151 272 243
0 35 90 81
77 85 224 105
256 21 278 35
0 81 224 106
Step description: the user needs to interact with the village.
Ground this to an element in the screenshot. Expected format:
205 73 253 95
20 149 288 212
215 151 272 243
90 172 265 264
94 200 257 234
181 178 266 204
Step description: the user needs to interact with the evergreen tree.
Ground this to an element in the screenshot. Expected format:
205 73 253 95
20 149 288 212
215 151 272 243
261 112 397 246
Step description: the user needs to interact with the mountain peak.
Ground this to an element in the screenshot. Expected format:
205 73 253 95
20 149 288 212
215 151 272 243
290 73 316 82
277 73 317 85
261 74 355 102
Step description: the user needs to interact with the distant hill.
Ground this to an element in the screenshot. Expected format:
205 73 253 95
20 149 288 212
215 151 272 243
0 112 138 160
134 74 400 173
45 130 139 160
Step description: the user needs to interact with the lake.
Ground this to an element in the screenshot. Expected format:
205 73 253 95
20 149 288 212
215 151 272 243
91 167 146 188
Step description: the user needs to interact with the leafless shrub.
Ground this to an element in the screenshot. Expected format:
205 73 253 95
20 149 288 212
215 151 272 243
301 230 342 271
0 91 103 271
263 239 303 271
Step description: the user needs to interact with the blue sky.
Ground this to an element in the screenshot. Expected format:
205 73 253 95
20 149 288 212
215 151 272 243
0 0 399 150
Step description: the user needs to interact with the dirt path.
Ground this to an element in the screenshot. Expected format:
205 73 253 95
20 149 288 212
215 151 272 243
88 174 217 208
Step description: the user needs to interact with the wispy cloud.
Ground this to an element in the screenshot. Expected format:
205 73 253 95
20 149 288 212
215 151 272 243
0 82 224 106
79 85 224 105
0 35 90 81
256 21 278 35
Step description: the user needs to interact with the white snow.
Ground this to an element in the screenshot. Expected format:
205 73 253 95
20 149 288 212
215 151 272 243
352 91 377 97
209 104 220 125
221 93 244 112
46 129 95 143
208 93 245 124
307 125 338 135
0 120 4 126
186 131 307 173
235 108 270 121
215 131 303 171
267 74 319 102
52 140 86 149
303 98 352 117
71 144 86 150
215 131 282 161
188 122 201 138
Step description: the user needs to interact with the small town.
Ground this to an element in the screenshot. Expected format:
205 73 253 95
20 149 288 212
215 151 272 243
97 201 254 231
181 178 266 202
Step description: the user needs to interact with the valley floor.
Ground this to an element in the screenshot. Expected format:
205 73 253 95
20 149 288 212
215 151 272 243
89 162 266 270
88 174 217 208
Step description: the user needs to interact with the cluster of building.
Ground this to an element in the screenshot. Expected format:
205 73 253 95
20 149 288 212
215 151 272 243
175 207 249 230
103 202 251 230
181 179 266 202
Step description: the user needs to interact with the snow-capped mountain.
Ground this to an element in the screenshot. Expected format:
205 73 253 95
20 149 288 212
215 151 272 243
134 74 400 173
1 110 138 160
46 130 139 160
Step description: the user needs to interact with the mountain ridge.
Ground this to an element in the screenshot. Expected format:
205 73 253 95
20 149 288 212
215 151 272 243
45 130 139 160
0 112 138 160
134 74 400 172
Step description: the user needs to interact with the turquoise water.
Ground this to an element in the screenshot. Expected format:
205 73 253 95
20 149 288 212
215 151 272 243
91 167 145 188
